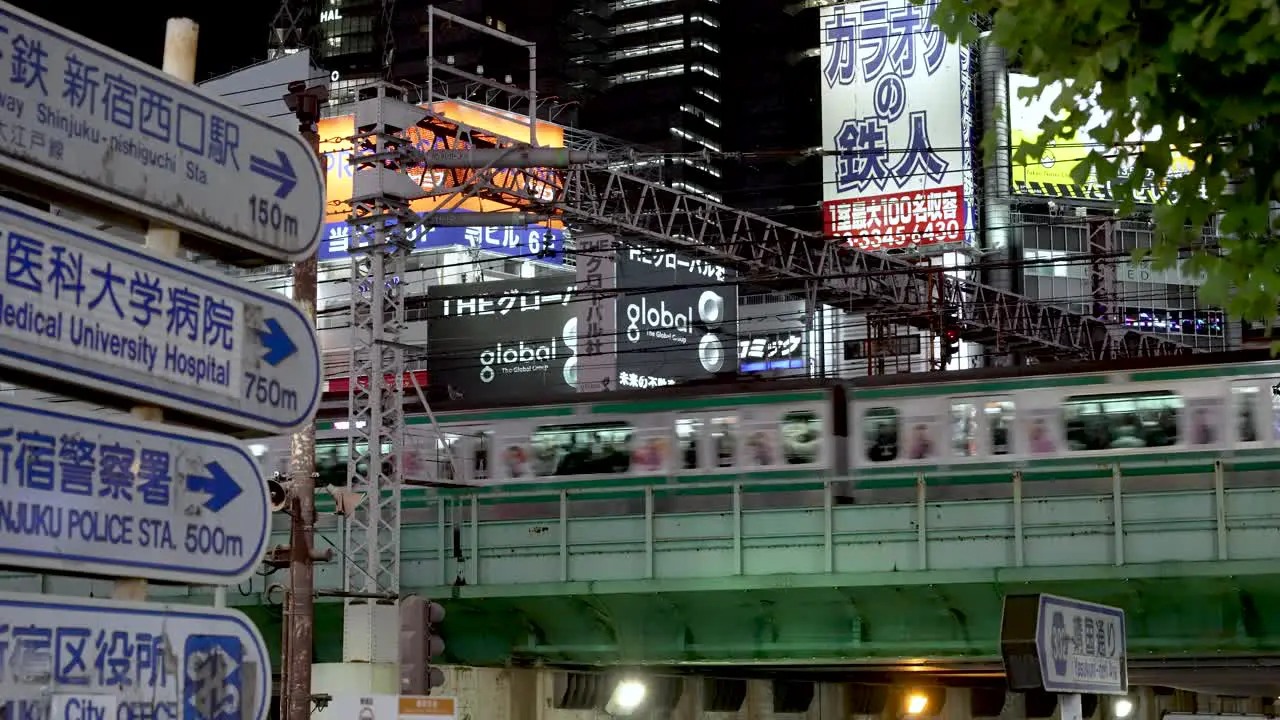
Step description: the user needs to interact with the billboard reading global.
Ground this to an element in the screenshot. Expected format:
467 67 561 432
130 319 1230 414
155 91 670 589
425 277 581 404
614 246 738 389
318 100 567 265
820 1 975 252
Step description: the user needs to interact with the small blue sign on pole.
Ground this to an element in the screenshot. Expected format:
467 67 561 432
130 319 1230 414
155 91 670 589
0 591 270 720
0 197 320 435
0 397 269 585
1001 593 1128 696
0 1 323 264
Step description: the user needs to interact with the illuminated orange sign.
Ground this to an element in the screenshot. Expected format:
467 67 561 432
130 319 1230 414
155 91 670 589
319 101 565 227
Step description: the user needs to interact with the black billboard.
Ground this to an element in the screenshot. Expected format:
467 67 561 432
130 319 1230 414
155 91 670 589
426 276 580 403
614 245 738 388
739 330 807 373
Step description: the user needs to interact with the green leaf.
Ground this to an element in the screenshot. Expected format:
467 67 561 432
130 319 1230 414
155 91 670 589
930 0 1280 325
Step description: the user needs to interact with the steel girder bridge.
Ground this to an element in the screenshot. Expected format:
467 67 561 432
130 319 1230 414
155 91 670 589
413 110 1197 362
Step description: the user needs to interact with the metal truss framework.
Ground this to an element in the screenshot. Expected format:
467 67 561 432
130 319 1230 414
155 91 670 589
343 83 413 661
411 111 1198 361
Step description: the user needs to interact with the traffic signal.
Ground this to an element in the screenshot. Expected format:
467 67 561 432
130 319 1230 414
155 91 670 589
940 327 960 365
268 472 293 512
401 595 447 694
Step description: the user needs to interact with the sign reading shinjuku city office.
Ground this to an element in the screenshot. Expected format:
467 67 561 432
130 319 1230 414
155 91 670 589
0 1 323 263
0 197 320 436
0 591 271 720
0 397 269 585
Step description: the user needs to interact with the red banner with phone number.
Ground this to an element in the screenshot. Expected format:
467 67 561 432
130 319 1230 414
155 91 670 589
824 186 966 251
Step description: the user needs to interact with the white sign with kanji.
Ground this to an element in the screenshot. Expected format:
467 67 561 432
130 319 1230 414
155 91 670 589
819 1 975 251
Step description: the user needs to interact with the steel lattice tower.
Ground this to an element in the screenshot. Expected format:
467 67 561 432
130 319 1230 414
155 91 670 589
342 83 427 662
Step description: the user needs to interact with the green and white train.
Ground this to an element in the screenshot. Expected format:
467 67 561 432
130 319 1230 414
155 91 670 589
258 351 1280 512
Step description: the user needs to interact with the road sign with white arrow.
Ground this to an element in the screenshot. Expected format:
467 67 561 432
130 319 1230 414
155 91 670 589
0 591 270 720
0 396 269 585
0 1 323 263
0 196 320 436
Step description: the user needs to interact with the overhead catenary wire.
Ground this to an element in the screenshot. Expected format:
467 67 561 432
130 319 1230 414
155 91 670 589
192 42 1208 333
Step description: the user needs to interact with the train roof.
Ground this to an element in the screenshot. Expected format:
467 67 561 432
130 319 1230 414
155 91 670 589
847 348 1276 390
314 349 1278 422
423 375 848 415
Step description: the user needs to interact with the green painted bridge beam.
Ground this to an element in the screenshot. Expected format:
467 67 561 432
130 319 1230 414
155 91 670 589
235 566 1280 667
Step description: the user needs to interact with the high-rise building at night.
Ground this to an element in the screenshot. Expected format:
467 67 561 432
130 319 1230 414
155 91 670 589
271 0 821 225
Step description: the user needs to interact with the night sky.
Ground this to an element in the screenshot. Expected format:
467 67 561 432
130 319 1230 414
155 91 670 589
7 1 275 82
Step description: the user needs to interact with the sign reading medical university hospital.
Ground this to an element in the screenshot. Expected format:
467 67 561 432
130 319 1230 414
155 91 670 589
426 277 579 403
820 1 975 252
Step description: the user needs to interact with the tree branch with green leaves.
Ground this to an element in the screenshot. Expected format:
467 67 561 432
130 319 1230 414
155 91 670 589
930 0 1280 321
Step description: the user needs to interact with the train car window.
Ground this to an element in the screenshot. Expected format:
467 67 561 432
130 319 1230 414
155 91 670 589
1232 385 1259 443
986 401 1015 455
864 407 899 462
712 416 737 467
1269 386 1280 442
473 431 493 480
951 402 976 457
531 422 633 476
676 418 703 469
781 411 822 464
1062 391 1181 451
314 440 391 485
432 434 461 483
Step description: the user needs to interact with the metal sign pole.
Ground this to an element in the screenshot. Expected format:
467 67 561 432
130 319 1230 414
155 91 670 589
115 16 199 605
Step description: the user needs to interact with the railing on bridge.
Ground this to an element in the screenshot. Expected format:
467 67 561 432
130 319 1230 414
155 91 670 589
365 460 1280 590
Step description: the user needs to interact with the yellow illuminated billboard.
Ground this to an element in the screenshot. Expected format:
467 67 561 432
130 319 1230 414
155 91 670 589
1009 74 1194 204
316 101 567 264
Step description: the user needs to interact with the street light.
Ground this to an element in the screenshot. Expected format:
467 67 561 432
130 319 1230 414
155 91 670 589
905 693 929 716
1113 698 1134 718
605 679 647 717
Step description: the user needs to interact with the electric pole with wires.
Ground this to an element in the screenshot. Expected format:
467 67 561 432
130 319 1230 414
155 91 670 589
277 78 329 720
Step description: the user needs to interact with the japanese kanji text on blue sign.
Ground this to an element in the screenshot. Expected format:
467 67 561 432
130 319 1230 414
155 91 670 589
0 398 269 584
0 592 270 720
819 0 976 252
319 216 565 266
0 2 322 262
1036 594 1128 695
0 198 320 435
3 222 242 391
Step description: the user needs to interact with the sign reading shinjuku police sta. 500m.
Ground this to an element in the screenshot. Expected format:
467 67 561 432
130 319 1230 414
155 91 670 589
0 8 318 718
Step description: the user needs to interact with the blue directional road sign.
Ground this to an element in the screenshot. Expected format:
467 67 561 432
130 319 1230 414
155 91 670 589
1035 594 1128 695
0 2 323 263
0 197 320 435
0 591 269 720
0 397 269 584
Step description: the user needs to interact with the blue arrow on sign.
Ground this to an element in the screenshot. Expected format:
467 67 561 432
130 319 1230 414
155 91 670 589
186 462 242 513
257 318 297 367
249 149 298 199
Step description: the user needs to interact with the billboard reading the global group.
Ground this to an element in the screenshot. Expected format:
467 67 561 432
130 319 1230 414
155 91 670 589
819 0 975 253
318 100 567 265
425 277 580 404
1008 74 1196 204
